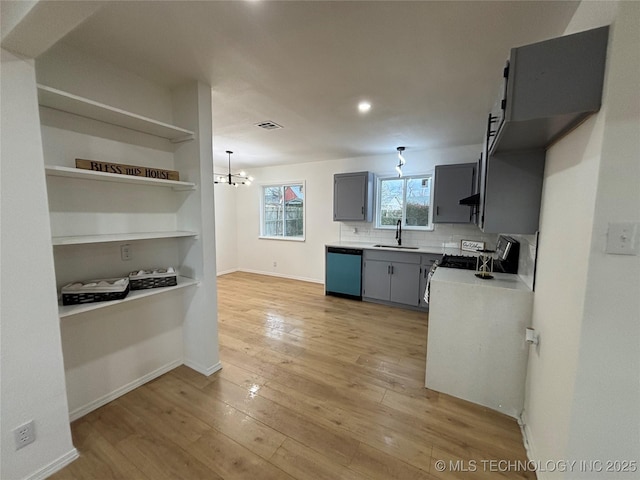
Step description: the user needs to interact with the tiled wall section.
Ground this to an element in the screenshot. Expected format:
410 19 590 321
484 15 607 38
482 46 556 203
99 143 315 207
340 222 538 290
509 233 538 290
339 221 499 251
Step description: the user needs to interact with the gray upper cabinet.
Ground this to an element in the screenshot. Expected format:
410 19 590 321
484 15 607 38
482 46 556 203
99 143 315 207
479 149 546 234
333 172 373 222
478 25 609 234
489 26 609 154
433 163 476 224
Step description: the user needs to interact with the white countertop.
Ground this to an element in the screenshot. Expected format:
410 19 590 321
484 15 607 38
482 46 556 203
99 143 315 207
432 267 532 292
325 241 475 256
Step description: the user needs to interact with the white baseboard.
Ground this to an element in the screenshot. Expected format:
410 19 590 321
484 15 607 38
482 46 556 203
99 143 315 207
216 268 238 276
26 447 79 480
238 268 323 285
183 359 222 377
518 410 541 480
68 359 182 421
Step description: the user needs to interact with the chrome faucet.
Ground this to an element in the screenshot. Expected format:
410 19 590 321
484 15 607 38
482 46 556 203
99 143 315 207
395 219 402 246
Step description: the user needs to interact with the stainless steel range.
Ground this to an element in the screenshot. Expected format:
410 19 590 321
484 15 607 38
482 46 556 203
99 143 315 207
424 236 520 305
440 236 520 273
438 254 477 270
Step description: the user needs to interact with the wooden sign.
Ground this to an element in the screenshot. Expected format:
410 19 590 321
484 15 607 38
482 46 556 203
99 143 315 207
75 159 179 181
461 240 485 252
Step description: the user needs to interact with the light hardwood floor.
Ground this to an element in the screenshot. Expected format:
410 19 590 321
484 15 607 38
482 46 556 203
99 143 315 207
51 272 534 479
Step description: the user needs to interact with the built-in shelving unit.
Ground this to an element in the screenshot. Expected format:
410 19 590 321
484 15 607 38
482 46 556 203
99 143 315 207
40 84 202 315
52 231 198 246
37 55 217 420
45 166 196 190
58 276 199 318
37 84 195 143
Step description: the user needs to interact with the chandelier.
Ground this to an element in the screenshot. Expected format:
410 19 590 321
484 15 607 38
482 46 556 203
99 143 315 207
214 150 253 186
396 146 406 177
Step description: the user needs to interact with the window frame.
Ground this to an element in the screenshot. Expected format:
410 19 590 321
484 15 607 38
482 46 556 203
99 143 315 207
375 174 434 231
259 180 306 241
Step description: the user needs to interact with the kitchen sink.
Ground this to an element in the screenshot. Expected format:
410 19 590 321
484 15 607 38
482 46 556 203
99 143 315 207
373 244 419 250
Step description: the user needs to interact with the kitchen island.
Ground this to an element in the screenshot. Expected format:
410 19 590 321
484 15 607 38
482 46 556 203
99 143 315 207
425 267 533 418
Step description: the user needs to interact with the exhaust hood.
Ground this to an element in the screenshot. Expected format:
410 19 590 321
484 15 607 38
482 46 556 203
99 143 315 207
459 193 480 206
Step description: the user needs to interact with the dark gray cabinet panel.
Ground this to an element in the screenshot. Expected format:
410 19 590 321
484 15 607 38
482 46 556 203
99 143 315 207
362 259 390 301
490 26 609 154
480 149 546 234
333 172 373 221
389 262 421 306
433 163 476 223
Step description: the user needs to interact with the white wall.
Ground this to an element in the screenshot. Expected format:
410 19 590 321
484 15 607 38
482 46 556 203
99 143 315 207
225 144 496 283
173 81 220 376
523 112 603 467
36 42 174 124
523 1 640 477
1 48 77 480
564 0 639 472
214 184 238 275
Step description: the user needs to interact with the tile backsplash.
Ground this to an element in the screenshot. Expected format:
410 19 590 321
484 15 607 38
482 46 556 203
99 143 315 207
339 222 499 251
508 233 538 290
339 222 538 290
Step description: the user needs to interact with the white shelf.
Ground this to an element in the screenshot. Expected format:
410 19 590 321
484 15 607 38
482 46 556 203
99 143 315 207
37 84 195 143
52 231 198 246
45 166 196 190
58 276 199 318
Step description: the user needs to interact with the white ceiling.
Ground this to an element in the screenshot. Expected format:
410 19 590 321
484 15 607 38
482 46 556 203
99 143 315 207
54 0 579 169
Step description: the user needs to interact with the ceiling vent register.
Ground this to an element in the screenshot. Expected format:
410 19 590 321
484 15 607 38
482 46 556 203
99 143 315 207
255 121 283 130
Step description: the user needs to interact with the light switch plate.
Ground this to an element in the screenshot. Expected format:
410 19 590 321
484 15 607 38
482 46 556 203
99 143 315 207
606 222 639 255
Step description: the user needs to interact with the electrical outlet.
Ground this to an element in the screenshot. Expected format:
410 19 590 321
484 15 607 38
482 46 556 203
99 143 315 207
273 261 277 267
606 222 639 255
14 420 35 450
120 244 132 261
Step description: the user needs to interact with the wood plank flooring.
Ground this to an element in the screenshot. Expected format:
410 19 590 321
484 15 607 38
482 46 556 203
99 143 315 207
50 272 534 480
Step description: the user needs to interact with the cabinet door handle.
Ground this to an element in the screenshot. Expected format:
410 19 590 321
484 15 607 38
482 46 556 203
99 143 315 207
436 206 440 216
361 206 364 214
387 265 390 274
390 265 394 275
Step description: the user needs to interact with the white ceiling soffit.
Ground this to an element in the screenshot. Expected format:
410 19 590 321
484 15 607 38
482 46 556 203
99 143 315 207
53 1 580 169
1 0 104 59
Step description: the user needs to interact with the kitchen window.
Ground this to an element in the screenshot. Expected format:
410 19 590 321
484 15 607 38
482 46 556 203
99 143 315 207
260 182 305 240
375 175 433 230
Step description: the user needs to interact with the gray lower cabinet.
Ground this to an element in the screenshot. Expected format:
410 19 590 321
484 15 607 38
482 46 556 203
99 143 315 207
433 163 476 224
361 259 392 301
389 262 422 306
363 250 431 309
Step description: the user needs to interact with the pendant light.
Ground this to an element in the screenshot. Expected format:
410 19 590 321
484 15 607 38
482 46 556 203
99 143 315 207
396 146 406 177
214 150 253 186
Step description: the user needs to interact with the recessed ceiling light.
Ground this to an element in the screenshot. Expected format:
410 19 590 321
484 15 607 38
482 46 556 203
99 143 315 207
358 101 372 113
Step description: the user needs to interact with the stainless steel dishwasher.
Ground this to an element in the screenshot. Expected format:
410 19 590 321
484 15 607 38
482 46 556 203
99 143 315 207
325 247 363 300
